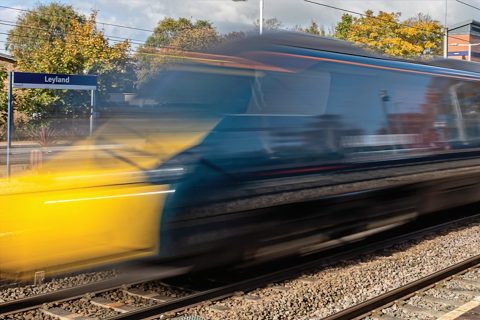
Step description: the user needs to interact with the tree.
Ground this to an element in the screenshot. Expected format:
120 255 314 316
335 14 353 40
144 17 218 50
221 31 246 43
136 17 220 85
7 3 83 65
334 10 443 57
0 68 7 120
300 21 328 36
6 4 132 118
254 17 282 31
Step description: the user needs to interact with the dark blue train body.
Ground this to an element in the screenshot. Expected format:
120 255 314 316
138 32 480 263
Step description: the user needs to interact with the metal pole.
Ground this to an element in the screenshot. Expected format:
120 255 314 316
6 71 13 178
468 43 472 61
443 0 448 58
89 89 95 135
259 0 264 34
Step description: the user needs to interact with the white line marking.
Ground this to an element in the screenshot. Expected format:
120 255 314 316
44 190 175 205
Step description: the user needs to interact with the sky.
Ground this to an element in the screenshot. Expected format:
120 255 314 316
1 0 479 53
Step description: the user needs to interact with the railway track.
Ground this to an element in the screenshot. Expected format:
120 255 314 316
1 212 478 320
323 256 480 320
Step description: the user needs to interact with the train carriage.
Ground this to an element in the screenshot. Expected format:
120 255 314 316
3 32 480 279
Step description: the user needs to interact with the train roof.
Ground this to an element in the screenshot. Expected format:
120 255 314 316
218 31 480 75
218 31 385 59
422 58 480 73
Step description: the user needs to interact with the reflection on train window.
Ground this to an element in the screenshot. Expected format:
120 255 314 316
453 81 480 141
326 64 435 136
139 69 254 115
455 81 480 118
247 68 331 115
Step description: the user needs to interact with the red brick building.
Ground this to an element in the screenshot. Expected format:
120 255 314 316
448 20 480 62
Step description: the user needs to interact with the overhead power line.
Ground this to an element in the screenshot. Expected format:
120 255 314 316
0 20 146 45
0 4 155 33
455 0 480 11
303 0 468 44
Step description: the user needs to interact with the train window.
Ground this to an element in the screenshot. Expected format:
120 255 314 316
450 81 480 142
133 67 254 116
247 67 331 115
455 81 480 118
325 61 445 154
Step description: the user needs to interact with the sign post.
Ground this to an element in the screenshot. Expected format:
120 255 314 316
90 89 96 136
6 71 13 178
6 72 97 177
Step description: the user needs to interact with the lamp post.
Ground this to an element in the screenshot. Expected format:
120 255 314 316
233 0 264 34
443 0 448 58
450 42 480 61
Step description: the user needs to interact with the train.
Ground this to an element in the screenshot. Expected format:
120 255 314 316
3 32 480 279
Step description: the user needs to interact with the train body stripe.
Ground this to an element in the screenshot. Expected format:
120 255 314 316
261 51 480 81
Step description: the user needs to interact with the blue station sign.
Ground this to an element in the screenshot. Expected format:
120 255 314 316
13 72 97 90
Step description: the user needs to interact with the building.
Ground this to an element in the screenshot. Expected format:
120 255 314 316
448 20 480 62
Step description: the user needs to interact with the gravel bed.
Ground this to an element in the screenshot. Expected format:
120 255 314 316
172 219 480 320
424 287 474 302
49 297 120 318
101 289 158 308
443 279 480 292
132 280 191 298
381 303 434 320
2 309 55 320
460 268 480 280
407 295 454 312
0 269 119 303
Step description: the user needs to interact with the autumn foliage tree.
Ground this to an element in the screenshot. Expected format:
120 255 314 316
6 3 132 118
335 11 443 57
7 3 83 65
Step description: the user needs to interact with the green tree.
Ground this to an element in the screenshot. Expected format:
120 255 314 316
144 17 218 50
220 31 246 43
0 68 7 120
335 14 353 40
7 4 132 118
7 3 83 66
136 17 220 85
334 10 443 57
254 18 282 31
301 21 328 36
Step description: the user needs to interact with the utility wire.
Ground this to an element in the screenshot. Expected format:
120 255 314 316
1 1 464 58
0 29 185 56
455 0 480 11
0 30 138 47
304 0 469 44
0 19 146 45
0 4 155 33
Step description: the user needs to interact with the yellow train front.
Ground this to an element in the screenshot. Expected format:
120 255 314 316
5 32 480 280
0 118 213 279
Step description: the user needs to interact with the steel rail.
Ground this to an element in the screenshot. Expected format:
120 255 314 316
0 265 189 315
321 255 480 320
1 212 478 318
105 214 480 320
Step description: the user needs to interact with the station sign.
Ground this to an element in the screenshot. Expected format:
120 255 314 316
13 72 97 90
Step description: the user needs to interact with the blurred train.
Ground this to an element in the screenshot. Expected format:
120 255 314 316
3 32 480 279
